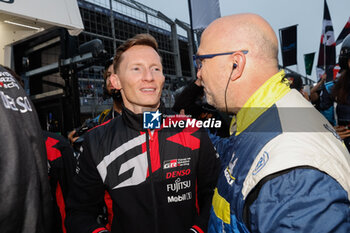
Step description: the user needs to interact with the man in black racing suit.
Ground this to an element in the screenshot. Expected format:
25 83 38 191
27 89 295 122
44 131 77 233
0 65 53 233
66 34 220 233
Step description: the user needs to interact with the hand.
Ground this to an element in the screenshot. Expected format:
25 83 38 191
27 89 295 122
301 90 310 101
68 129 80 144
320 73 327 82
334 126 350 140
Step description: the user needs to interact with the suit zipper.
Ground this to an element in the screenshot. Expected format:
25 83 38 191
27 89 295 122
146 130 159 233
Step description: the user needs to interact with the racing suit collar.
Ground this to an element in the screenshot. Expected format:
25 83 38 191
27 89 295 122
122 102 166 131
234 70 290 136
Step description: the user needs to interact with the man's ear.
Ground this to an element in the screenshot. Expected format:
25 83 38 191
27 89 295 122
110 73 122 90
230 51 246 81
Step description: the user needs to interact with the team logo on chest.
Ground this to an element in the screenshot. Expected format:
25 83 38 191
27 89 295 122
224 152 237 185
163 157 191 169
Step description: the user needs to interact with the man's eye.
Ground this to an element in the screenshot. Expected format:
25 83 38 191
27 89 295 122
132 67 140 71
152 67 161 72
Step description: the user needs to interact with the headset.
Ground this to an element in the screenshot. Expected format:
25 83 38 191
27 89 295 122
224 63 237 113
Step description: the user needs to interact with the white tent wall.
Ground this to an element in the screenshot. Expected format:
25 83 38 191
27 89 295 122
0 0 84 66
0 0 84 35
0 21 40 66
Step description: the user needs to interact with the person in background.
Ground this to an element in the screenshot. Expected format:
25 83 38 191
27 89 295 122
310 73 327 108
172 78 231 137
68 58 123 145
98 57 123 124
44 131 77 233
0 65 53 232
332 34 350 152
194 13 350 232
65 33 219 233
318 73 337 125
3 65 77 233
286 72 309 100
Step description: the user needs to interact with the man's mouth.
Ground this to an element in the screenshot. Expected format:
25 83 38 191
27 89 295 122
140 88 156 92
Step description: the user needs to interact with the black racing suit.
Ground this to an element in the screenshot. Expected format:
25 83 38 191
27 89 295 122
66 104 220 233
0 65 52 233
44 131 77 233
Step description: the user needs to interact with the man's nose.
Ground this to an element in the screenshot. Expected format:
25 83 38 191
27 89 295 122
143 69 155 81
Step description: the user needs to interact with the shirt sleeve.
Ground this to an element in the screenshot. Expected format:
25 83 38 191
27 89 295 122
248 168 350 233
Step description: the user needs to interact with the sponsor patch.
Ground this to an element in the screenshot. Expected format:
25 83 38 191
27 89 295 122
0 75 19 90
0 81 19 89
224 152 237 185
167 191 192 203
0 75 16 82
163 159 178 169
252 151 269 175
0 91 32 113
163 157 191 169
166 178 191 193
166 169 191 179
224 167 235 185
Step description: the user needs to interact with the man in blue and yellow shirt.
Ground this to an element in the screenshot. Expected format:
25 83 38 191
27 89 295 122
194 13 350 232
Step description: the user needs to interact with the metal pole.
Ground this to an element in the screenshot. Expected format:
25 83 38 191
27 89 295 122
187 0 197 54
109 0 117 53
145 12 149 33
